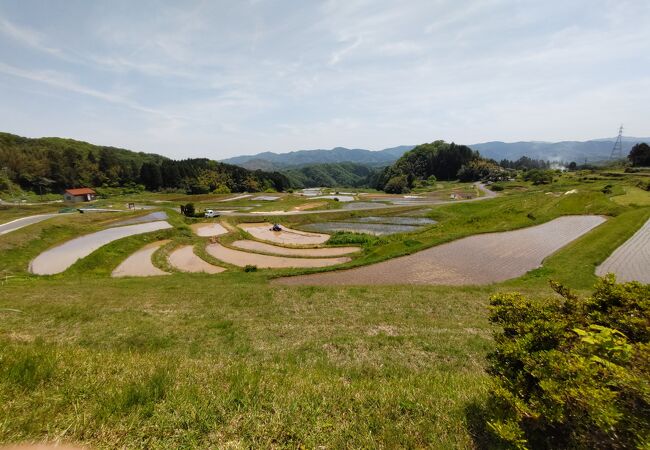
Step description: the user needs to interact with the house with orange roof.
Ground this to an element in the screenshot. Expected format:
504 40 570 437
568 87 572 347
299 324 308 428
63 187 96 203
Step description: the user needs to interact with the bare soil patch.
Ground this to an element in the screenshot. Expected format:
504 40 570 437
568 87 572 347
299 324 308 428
206 243 350 268
238 222 329 245
168 245 225 274
112 240 171 277
596 218 650 283
231 240 359 257
292 201 328 211
275 215 606 286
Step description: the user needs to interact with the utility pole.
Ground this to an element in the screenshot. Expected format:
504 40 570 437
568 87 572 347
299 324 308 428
609 125 624 160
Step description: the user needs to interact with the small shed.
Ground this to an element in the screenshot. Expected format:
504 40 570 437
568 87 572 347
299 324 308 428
64 187 96 203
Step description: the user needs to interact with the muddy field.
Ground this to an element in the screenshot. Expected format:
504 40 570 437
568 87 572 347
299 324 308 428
596 218 650 283
238 223 329 245
168 245 225 274
206 243 350 268
112 240 170 277
275 215 606 286
231 240 359 257
190 222 228 237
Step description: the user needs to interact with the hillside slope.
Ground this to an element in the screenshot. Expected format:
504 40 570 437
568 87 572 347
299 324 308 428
281 162 381 188
0 132 289 194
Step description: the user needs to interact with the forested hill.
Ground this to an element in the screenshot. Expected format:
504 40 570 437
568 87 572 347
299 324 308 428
281 162 382 189
0 132 290 194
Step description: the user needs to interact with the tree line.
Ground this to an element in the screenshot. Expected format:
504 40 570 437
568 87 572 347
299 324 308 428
0 132 290 194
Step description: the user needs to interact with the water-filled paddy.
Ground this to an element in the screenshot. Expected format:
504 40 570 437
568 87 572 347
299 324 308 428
354 216 437 226
342 202 386 210
30 221 172 275
302 222 421 236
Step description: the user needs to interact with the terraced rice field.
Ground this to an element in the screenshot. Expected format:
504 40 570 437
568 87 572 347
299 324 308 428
0 213 62 235
112 240 170 277
206 243 351 268
231 240 359 257
190 222 228 237
238 223 329 245
276 215 606 286
596 218 650 283
303 222 422 236
110 211 167 227
30 221 172 275
168 245 225 274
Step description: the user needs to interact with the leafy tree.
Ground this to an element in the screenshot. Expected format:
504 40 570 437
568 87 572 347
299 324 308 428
384 175 409 194
522 169 554 185
484 277 650 449
457 159 509 182
568 161 577 171
182 203 195 217
628 143 650 166
376 140 478 191
213 184 231 194
139 162 163 191
500 157 550 170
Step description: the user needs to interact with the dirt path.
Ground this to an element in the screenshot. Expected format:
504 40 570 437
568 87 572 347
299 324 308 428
274 215 606 286
232 240 360 257
238 223 330 245
190 222 228 237
206 243 350 268
168 245 225 274
0 213 63 236
112 240 171 277
30 221 172 275
596 218 650 283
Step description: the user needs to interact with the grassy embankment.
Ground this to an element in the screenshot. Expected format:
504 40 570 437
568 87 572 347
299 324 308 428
0 175 648 448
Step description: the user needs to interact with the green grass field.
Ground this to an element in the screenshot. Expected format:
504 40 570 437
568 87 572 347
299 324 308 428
1 174 648 448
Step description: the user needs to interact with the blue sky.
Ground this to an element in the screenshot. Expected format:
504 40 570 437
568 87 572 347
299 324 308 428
1 0 648 159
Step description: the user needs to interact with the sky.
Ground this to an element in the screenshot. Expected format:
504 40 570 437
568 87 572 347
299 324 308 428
0 0 649 160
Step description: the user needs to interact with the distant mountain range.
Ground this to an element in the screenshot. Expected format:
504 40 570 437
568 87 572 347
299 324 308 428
471 137 649 163
221 138 650 169
221 146 414 170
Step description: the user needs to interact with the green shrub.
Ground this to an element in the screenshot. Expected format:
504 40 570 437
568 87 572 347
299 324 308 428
490 184 505 191
213 184 231 194
384 175 409 194
327 232 380 246
484 276 650 449
244 265 257 272
522 169 554 185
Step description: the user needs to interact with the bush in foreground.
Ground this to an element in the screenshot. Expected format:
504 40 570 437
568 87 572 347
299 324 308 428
484 276 649 449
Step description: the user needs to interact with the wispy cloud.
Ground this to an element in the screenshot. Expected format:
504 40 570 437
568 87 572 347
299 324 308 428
0 17 63 56
0 0 648 158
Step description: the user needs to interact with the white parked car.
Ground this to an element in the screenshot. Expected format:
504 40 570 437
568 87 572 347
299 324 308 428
204 209 219 218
